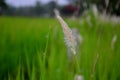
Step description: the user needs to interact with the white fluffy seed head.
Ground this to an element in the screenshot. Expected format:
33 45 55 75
111 34 117 50
105 0 109 7
74 75 84 80
54 9 77 55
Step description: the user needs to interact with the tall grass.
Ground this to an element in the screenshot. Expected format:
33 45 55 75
0 16 120 80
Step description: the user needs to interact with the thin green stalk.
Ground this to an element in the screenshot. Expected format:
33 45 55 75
74 54 80 74
43 26 51 63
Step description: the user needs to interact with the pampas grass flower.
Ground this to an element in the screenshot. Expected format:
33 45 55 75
74 75 84 80
111 34 117 50
54 9 77 55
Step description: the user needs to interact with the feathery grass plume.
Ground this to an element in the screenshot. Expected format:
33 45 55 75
111 34 117 50
92 4 98 18
72 28 83 53
105 0 109 9
74 75 84 80
67 28 83 61
54 9 77 55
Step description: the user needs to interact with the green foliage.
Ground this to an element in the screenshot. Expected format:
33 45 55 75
0 16 120 80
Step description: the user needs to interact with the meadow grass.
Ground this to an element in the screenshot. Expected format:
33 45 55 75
0 16 120 80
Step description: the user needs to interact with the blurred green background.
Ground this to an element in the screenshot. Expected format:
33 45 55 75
0 0 120 80
0 15 120 80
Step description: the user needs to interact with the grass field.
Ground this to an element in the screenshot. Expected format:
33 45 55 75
0 16 120 80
